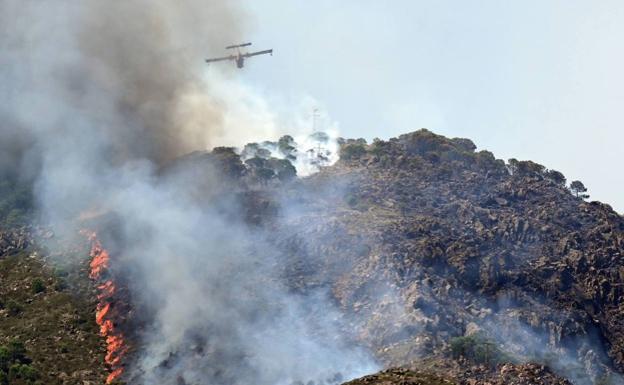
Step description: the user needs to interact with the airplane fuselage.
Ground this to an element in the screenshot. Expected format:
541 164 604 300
205 43 271 69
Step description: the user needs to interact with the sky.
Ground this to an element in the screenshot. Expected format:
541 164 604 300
231 1 624 213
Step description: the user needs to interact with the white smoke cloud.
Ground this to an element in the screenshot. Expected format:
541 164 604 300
0 1 377 384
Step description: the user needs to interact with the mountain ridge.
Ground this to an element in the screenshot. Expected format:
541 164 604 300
1 129 623 385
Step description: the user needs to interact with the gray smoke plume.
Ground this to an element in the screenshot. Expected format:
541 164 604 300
0 1 377 384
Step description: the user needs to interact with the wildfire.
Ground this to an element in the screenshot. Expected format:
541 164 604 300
84 231 127 384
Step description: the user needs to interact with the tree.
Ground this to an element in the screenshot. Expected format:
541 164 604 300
340 143 367 160
570 180 589 199
506 158 517 175
266 158 297 182
545 169 566 186
507 158 546 176
277 135 297 160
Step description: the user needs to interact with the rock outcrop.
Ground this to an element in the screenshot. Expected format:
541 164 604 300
264 130 624 384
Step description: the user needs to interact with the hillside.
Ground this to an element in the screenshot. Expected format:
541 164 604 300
0 236 107 384
1 129 623 385
273 130 623 384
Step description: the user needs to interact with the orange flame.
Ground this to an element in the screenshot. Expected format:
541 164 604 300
107 368 124 385
85 231 127 384
96 302 111 325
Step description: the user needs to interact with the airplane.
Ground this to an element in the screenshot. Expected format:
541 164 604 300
205 42 273 69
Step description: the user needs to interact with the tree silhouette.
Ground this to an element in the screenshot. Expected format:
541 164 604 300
570 180 589 199
545 169 566 186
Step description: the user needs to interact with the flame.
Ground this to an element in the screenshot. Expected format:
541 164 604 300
98 281 115 301
96 302 111 324
107 368 124 385
89 242 110 280
84 231 127 384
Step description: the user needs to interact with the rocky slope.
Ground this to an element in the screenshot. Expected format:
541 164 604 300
1 129 623 385
265 130 624 384
344 365 572 385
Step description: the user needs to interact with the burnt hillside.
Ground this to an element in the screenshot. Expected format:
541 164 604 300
1 129 622 385
268 129 624 384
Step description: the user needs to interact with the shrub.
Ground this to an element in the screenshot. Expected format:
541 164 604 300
31 278 46 294
340 143 367 160
6 300 23 316
8 363 39 381
0 341 35 385
7 341 28 364
369 139 391 157
0 346 10 372
451 137 477 152
449 334 507 367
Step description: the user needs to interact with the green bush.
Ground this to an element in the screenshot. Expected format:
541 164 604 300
6 300 23 316
31 278 46 294
449 334 507 367
340 143 367 160
7 341 27 364
8 363 39 382
0 341 36 385
0 346 10 372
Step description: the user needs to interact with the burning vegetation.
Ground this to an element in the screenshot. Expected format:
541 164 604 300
84 231 127 384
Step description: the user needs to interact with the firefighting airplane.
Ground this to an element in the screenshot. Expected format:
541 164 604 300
205 42 273 69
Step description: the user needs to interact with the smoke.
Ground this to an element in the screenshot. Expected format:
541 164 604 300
480 297 624 385
0 1 377 384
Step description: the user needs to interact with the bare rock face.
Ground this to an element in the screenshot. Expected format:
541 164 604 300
0 227 31 256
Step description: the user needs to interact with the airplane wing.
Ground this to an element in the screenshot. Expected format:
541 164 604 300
205 55 236 63
242 49 273 58
226 42 252 49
